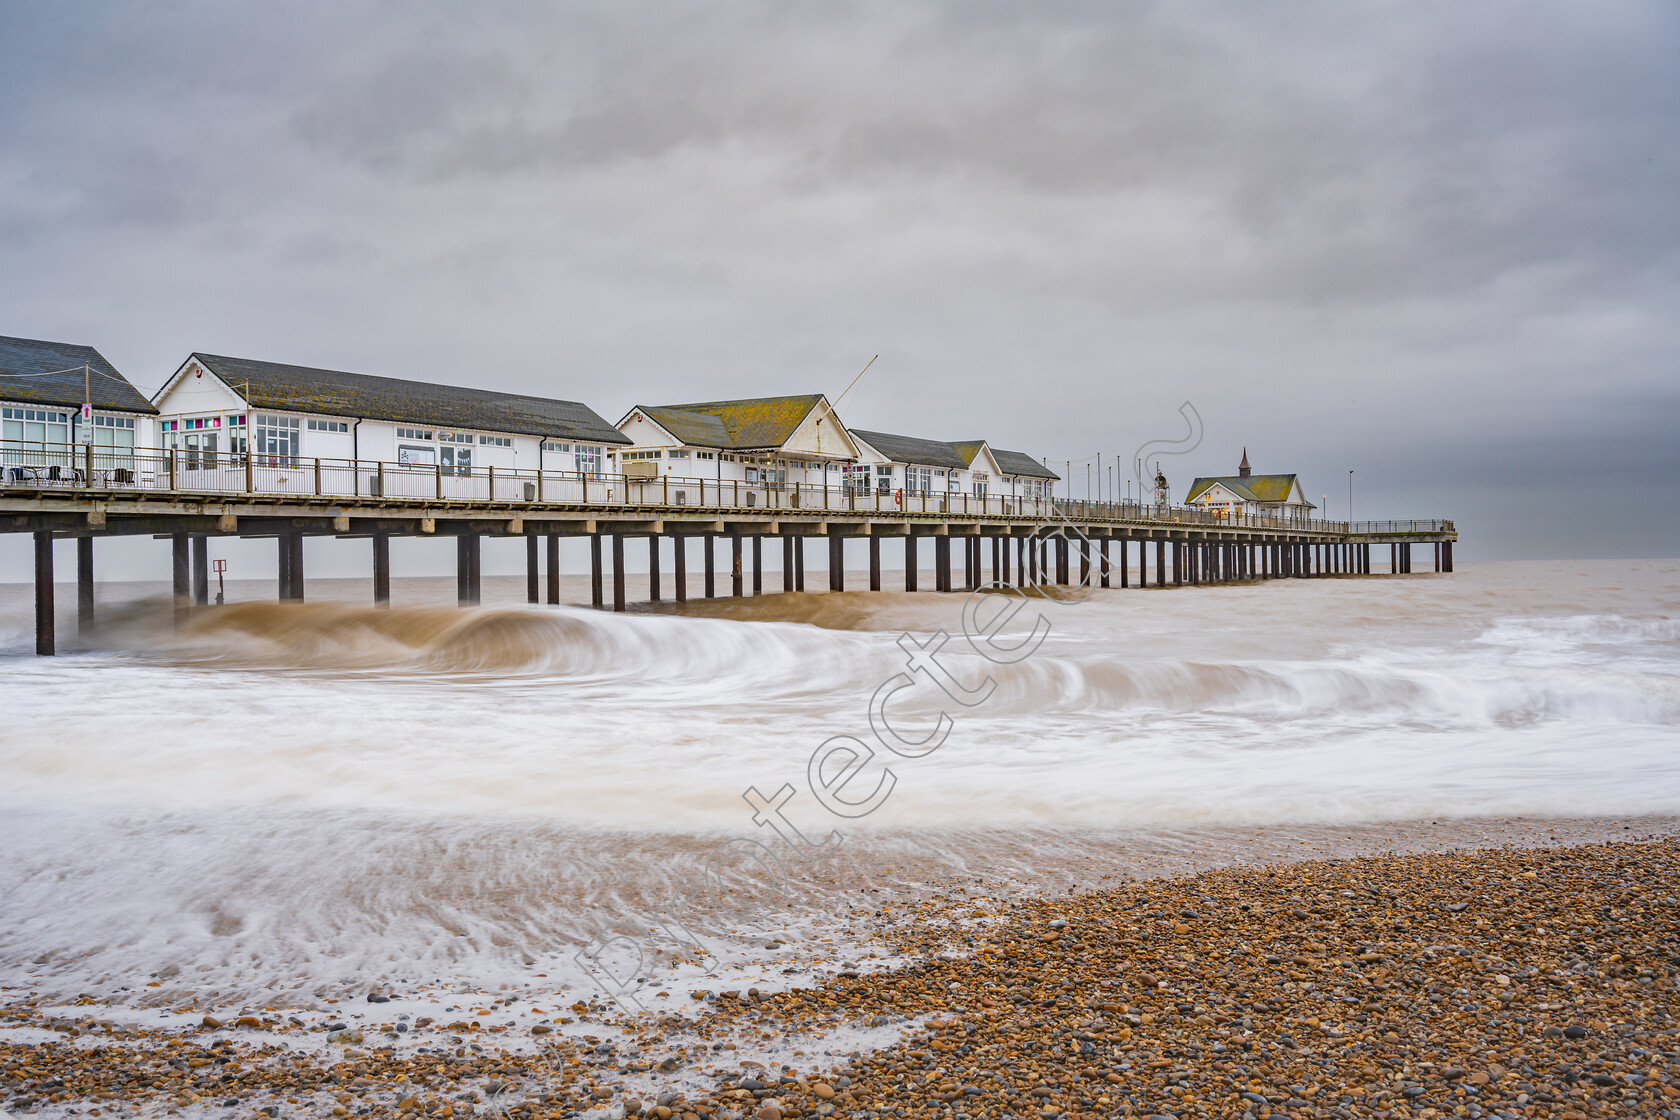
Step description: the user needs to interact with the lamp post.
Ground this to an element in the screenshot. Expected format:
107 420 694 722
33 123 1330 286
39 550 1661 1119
1348 470 1354 528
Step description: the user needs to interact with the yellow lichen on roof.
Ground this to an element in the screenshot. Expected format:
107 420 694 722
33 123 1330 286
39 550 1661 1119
644 394 825 450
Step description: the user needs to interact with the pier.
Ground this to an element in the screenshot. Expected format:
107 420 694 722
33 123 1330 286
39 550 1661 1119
4 448 1455 654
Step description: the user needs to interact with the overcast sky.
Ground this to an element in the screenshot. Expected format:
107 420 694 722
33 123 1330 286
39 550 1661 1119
2 1 1676 569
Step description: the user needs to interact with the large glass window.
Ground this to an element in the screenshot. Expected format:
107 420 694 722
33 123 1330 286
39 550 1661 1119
3 407 71 465
577 445 601 476
254 414 300 466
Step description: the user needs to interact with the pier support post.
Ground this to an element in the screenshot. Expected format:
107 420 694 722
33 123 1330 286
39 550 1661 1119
547 534 560 604
934 536 949 592
1443 541 1453 572
794 537 805 591
611 534 626 611
783 536 795 592
704 533 716 598
648 536 661 602
753 535 763 595
1080 539 1090 587
1119 539 1128 589
830 534 844 592
173 533 192 608
457 533 481 605
732 534 744 597
1026 534 1037 585
35 531 54 655
591 533 605 608
192 536 209 606
527 535 540 604
289 534 305 600
674 536 687 602
906 536 918 591
276 534 291 600
77 536 94 635
1172 542 1183 587
373 532 391 606
869 536 881 591
1017 535 1026 587
1153 540 1164 588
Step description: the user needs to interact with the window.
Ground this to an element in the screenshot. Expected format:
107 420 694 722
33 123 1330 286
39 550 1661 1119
225 414 247 455
479 435 511 447
622 450 662 461
3 407 71 463
542 440 572 453
89 414 137 463
695 451 715 460
441 443 472 476
577 445 601 475
3 407 71 446
668 449 689 459
397 427 434 441
438 431 473 443
307 419 349 432
911 467 932 493
254 414 300 466
843 464 871 494
397 444 435 467
972 472 988 498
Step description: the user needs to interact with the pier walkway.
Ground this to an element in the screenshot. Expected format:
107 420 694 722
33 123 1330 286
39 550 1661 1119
2 448 1456 654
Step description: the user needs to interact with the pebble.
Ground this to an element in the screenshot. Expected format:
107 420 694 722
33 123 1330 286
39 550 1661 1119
3 838 1676 1120
680 839 1680 1120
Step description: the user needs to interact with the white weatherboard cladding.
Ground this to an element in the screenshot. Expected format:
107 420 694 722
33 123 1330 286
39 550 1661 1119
153 364 245 420
617 413 675 449
782 401 856 462
1198 482 1247 507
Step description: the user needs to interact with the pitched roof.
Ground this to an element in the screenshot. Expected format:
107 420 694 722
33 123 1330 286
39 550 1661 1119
0 334 156 414
185 354 629 444
634 394 825 451
849 429 969 471
949 440 987 468
989 448 1060 481
1186 473 1312 506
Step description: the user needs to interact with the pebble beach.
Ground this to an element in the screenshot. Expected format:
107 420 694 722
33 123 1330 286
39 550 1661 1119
5 829 1677 1120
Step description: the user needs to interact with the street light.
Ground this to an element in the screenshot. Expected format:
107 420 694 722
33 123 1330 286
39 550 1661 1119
1348 470 1354 527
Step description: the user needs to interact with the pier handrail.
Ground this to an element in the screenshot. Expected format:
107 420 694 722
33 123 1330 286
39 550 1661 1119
0 439 1448 536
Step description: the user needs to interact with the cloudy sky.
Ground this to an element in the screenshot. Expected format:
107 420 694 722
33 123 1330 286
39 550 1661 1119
2 0 1676 564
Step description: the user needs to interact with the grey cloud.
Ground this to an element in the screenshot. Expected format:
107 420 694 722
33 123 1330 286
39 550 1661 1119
0 0 1675 559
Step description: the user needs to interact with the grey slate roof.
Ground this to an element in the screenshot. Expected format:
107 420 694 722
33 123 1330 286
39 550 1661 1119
989 448 1060 480
187 354 629 444
0 335 156 414
849 430 969 471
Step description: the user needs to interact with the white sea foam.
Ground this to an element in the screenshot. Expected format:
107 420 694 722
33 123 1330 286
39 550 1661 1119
0 558 1676 1008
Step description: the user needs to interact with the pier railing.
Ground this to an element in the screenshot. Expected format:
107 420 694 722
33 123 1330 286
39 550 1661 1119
0 440 1439 537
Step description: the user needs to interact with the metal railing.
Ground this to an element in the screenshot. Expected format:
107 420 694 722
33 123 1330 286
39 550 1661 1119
0 441 1450 536
1349 519 1453 534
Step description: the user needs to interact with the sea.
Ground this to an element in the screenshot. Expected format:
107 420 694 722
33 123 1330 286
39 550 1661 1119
1 558 1676 1026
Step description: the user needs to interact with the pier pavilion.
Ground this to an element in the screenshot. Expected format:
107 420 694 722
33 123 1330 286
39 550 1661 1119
1186 450 1316 524
848 430 975 499
151 353 629 483
0 335 156 475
